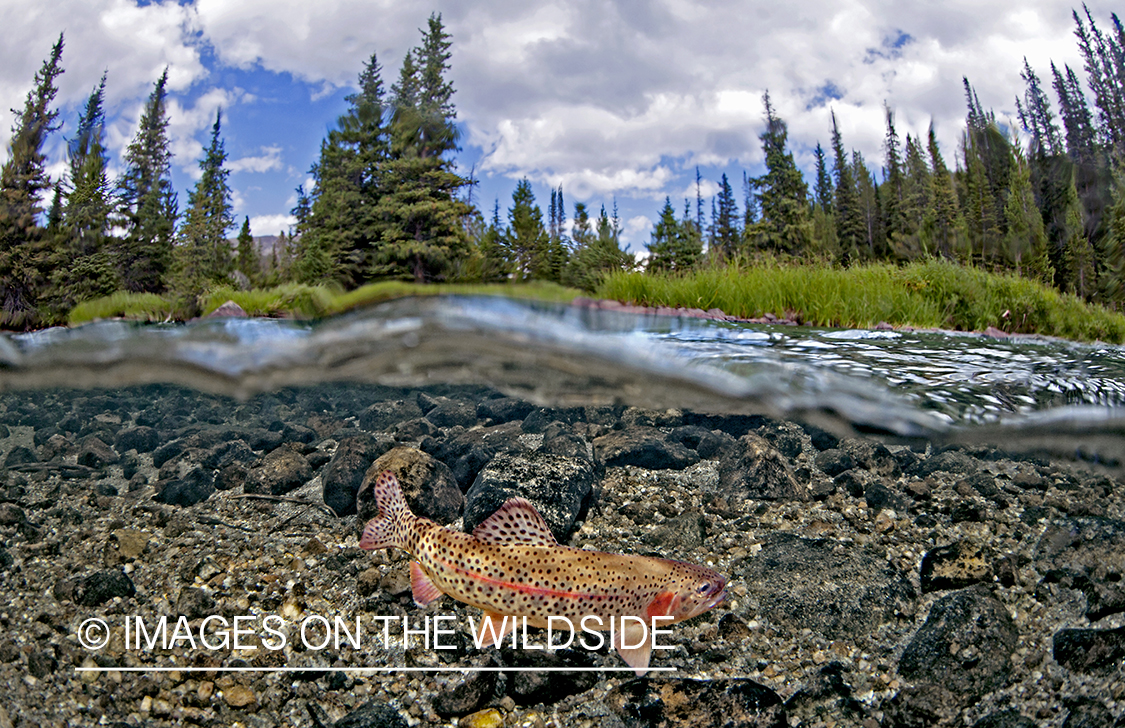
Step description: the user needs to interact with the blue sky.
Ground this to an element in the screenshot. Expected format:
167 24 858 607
0 0 1109 251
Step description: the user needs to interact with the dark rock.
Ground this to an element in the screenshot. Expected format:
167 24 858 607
476 397 534 424
120 452 139 480
784 662 868 726
38 433 75 461
541 429 591 460
621 406 682 428
521 407 583 433
1061 699 1114 728
839 438 901 477
155 467 215 507
151 440 186 469
244 445 312 496
0 503 25 525
606 677 786 728
358 400 423 432
1035 518 1125 621
718 433 808 502
801 423 839 451
864 482 898 512
834 469 868 498
323 435 392 517
681 412 768 438
3 445 38 468
332 700 408 728
463 452 595 542
500 648 598 706
882 684 959 727
201 440 256 470
920 541 994 592
281 423 316 444
1052 626 1125 674
27 651 57 678
959 471 1000 499
392 418 438 440
755 420 807 459
972 709 1038 728
74 570 136 607
425 400 478 429
422 422 523 491
245 428 284 452
898 586 1018 700
643 508 706 551
114 426 159 454
669 426 736 459
736 533 915 640
594 427 699 470
357 447 463 526
176 587 215 620
78 436 119 468
909 448 979 478
431 669 497 717
815 449 855 477
215 464 247 491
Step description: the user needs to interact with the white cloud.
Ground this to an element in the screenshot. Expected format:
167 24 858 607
623 215 652 247
248 213 296 237
229 146 284 174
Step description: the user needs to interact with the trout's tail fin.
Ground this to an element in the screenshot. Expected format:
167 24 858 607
359 470 410 550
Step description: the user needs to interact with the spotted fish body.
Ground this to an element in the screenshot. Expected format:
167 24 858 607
358 470 727 675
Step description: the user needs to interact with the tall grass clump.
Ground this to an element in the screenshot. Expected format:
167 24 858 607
598 258 1125 343
199 283 338 319
68 292 177 326
327 280 580 315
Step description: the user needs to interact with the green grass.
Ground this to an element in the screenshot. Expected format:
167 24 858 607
597 258 1125 343
67 280 584 326
68 291 177 325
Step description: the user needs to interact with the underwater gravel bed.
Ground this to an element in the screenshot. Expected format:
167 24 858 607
0 383 1121 727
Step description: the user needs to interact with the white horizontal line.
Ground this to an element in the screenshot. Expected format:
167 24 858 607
74 666 676 673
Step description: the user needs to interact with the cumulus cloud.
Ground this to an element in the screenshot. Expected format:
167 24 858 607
229 146 284 174
248 213 296 237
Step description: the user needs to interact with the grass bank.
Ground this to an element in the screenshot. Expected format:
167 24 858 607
597 258 1125 343
67 281 582 326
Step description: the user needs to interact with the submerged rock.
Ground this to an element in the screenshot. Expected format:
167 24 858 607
606 677 786 728
356 446 463 525
594 427 699 470
322 434 392 516
718 433 808 502
243 444 312 496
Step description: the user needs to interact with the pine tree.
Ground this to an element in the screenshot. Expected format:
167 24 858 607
505 178 549 280
926 123 964 258
1016 58 1064 157
236 216 258 284
831 111 864 262
476 198 509 281
1052 62 1099 166
853 151 884 259
117 69 178 294
1061 175 1095 297
49 71 119 315
813 142 833 213
647 196 700 272
1100 170 1125 307
0 34 64 326
881 103 906 245
755 91 810 253
373 15 470 281
895 134 933 259
565 205 633 292
1004 146 1053 282
297 52 389 286
1072 7 1125 156
172 111 235 305
712 173 740 257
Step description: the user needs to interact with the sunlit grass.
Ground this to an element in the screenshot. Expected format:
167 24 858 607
68 291 177 325
598 258 1125 343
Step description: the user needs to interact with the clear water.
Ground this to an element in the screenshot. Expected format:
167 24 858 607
4 296 1124 466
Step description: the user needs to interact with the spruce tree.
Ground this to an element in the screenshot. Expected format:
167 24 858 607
172 111 234 305
505 178 548 280
831 111 864 262
881 104 906 245
813 143 833 212
0 34 64 326
647 196 699 272
565 205 632 292
1100 171 1125 307
755 92 810 253
117 69 177 293
1016 58 1063 157
895 134 932 259
712 173 740 257
926 123 963 258
236 216 258 285
1004 147 1053 282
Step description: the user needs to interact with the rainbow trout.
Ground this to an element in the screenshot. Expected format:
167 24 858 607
359 470 727 674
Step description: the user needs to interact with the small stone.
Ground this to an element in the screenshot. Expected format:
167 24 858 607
208 300 248 318
458 708 504 728
223 684 257 708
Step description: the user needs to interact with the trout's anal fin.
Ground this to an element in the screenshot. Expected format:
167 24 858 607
615 621 653 677
472 498 557 546
476 611 517 648
410 561 444 606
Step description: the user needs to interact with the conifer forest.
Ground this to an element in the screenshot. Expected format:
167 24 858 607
4 9 1125 328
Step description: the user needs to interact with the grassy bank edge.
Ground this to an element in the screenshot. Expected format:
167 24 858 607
599 259 1125 344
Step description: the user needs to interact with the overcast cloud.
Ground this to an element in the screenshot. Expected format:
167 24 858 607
0 0 1109 243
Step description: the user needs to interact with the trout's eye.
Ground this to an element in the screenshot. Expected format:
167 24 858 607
697 582 712 596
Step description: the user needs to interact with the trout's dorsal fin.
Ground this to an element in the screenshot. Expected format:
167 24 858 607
615 619 653 677
472 498 557 546
410 561 445 606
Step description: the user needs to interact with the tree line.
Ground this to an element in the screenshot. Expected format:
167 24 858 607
3 8 1125 329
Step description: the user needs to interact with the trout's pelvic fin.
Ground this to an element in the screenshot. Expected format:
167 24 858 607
615 621 654 677
472 497 557 546
410 561 444 607
475 611 518 648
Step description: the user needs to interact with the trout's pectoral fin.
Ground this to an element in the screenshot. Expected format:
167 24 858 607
614 621 653 677
410 561 444 607
475 611 517 648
